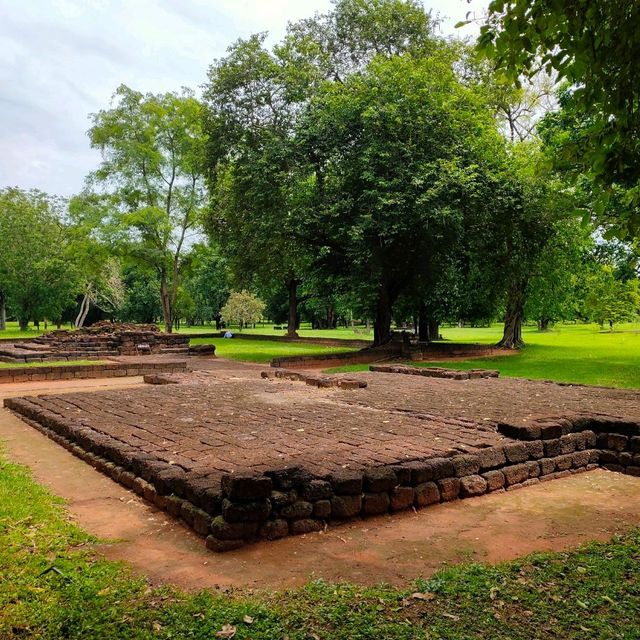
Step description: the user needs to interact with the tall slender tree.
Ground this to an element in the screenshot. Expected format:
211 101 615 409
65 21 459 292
88 85 207 332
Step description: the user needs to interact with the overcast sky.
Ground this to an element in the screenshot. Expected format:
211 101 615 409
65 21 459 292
0 0 483 197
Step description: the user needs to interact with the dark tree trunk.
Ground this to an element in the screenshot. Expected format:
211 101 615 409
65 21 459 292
373 284 394 347
497 282 526 349
418 304 429 342
0 291 5 331
538 318 550 331
19 316 28 331
286 278 299 337
428 318 440 341
418 305 439 342
160 275 172 333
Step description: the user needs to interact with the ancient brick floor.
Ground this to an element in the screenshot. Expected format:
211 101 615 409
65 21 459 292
8 369 640 479
6 365 640 551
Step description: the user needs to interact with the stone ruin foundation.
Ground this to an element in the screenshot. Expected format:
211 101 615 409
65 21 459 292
0 322 213 363
4 369 640 552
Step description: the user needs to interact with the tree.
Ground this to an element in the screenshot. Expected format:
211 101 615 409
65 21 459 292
88 85 207 332
67 193 126 327
182 244 230 327
0 188 80 330
203 33 317 338
584 265 639 331
476 0 640 239
525 218 594 330
220 290 265 331
204 0 438 338
300 50 507 345
117 265 163 324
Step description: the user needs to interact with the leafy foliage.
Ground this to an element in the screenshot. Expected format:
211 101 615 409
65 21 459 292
88 85 207 331
220 290 266 330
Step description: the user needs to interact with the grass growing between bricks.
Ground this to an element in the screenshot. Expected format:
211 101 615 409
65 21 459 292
1 449 640 639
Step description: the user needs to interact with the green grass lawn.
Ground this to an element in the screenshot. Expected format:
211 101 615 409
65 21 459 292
177 322 374 340
330 322 640 389
190 336 355 363
0 321 75 340
1 449 639 639
0 360 107 369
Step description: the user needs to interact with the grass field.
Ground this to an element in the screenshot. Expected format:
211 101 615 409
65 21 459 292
330 323 640 389
1 450 639 639
0 360 107 369
190 336 354 363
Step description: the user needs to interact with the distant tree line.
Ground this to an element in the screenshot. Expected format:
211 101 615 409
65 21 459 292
0 0 638 341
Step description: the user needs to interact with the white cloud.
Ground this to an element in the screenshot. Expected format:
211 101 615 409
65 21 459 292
0 0 483 196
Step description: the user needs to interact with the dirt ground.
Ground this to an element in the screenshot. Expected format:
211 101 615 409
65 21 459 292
2 369 640 591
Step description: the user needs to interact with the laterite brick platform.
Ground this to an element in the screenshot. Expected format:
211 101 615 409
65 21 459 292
0 360 188 384
5 370 640 551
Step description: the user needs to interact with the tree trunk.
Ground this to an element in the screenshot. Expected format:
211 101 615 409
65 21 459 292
19 317 28 331
0 291 5 331
373 284 394 347
497 282 526 349
418 304 429 342
538 318 550 331
428 318 440 341
286 278 299 337
160 275 172 333
418 305 439 342
75 292 91 329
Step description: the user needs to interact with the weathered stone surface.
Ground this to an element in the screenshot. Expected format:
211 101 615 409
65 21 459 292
539 458 556 476
555 454 574 471
559 434 577 454
460 475 487 497
266 466 312 490
401 461 434 484
153 466 187 496
330 472 363 495
390 486 414 511
302 479 333 501
313 499 332 518
525 461 540 478
210 516 258 541
280 501 313 520
364 467 397 492
572 451 590 468
259 519 289 540
221 474 272 501
331 494 362 518
428 457 455 480
482 470 505 492
414 481 440 506
476 447 506 470
391 465 412 485
362 492 390 514
271 489 298 509
606 434 629 451
437 477 460 501
452 455 480 478
503 442 529 464
222 498 271 523
503 464 529 486
525 441 544 459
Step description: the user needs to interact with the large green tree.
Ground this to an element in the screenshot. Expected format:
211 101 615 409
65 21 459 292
0 188 80 330
476 0 640 239
88 85 207 332
300 51 507 345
